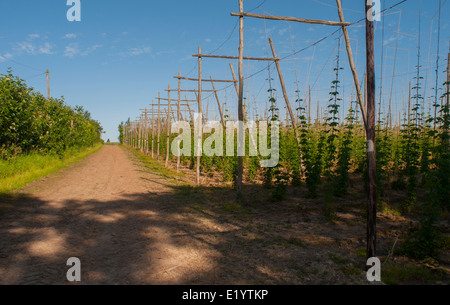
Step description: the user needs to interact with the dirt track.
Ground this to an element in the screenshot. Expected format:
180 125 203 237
4 145 444 285
0 145 222 284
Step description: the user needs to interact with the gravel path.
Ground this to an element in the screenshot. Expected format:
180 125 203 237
0 145 218 284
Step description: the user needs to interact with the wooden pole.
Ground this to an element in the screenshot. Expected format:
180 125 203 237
408 82 411 126
186 97 194 123
206 97 209 122
193 91 205 124
308 85 311 125
165 89 216 93
447 51 449 107
210 77 226 128
192 54 278 61
365 0 377 260
316 100 320 124
145 108 149 155
197 46 203 185
177 72 181 172
229 63 240 97
157 93 161 160
139 118 142 151
230 12 350 27
46 69 50 101
165 85 171 168
335 0 368 132
236 0 244 193
174 76 236 83
151 101 155 158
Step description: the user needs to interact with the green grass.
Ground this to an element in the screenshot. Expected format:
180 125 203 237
126 146 185 184
0 144 103 194
328 253 363 276
222 200 243 212
381 262 446 285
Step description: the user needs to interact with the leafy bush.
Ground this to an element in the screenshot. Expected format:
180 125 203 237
0 69 103 159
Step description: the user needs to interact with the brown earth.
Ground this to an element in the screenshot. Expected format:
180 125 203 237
0 145 447 285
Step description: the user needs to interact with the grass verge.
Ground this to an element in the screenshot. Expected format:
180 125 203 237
124 145 186 184
381 261 447 285
0 144 103 194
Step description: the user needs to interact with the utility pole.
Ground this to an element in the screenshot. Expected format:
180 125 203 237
365 0 377 260
165 85 171 168
177 72 182 172
144 108 149 155
236 0 244 193
447 49 449 107
157 93 161 160
308 85 311 125
196 46 203 185
47 69 50 101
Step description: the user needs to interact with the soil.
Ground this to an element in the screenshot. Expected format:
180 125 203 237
0 145 448 284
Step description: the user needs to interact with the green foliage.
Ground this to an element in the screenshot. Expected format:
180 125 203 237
0 144 102 193
270 165 289 202
305 128 324 198
381 262 445 285
333 105 355 196
0 69 103 159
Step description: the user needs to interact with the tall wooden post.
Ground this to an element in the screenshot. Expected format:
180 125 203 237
186 98 194 124
166 85 171 168
197 46 203 185
177 72 182 172
145 108 149 155
407 82 411 126
316 100 320 124
308 85 311 125
447 51 450 107
210 77 226 128
139 117 143 152
46 69 50 101
366 0 377 260
229 63 248 121
157 93 161 160
151 101 155 158
236 0 245 193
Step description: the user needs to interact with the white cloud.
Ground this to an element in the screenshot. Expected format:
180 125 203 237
124 46 152 57
205 38 212 43
383 37 396 46
81 44 103 56
0 53 12 62
64 33 77 39
64 43 103 58
38 42 54 55
15 41 36 54
28 34 40 40
64 43 80 58
156 49 175 56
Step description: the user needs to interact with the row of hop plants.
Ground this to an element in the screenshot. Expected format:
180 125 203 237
121 61 448 214
121 43 449 261
122 75 448 215
0 69 103 159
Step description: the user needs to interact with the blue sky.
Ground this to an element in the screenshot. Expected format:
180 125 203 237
1 0 449 141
